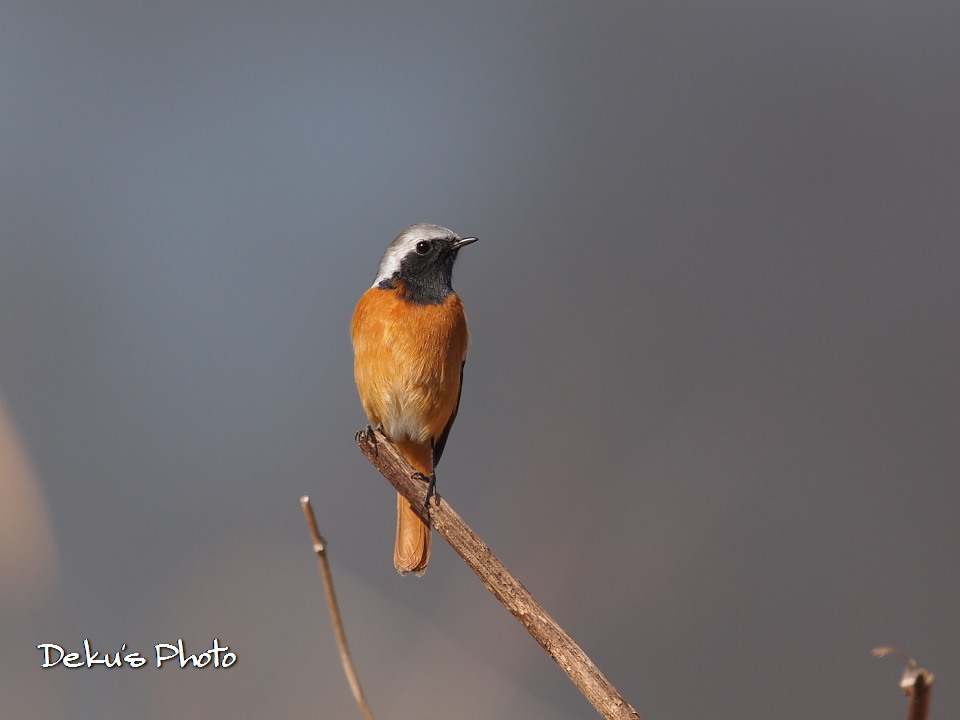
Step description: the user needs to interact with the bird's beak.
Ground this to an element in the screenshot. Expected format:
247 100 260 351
452 237 478 249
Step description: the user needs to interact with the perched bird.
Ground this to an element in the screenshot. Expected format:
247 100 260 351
351 223 476 575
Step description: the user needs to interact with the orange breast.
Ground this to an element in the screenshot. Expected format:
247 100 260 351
351 286 468 446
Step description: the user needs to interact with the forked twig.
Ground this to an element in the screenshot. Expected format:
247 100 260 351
300 496 374 720
356 427 641 720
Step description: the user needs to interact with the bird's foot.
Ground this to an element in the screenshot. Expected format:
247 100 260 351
356 425 385 455
411 471 441 517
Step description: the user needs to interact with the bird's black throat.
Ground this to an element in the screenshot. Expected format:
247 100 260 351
378 248 459 305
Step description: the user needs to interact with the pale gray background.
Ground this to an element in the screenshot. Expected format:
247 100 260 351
2 2 958 719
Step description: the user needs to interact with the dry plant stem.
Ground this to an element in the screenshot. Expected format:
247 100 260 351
872 647 934 720
356 428 642 720
907 672 932 720
300 496 375 720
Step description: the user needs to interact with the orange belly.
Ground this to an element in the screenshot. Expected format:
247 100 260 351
351 286 468 462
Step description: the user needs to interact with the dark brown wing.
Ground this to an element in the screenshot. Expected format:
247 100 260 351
432 360 464 468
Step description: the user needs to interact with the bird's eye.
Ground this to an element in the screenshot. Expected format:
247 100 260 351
415 240 432 255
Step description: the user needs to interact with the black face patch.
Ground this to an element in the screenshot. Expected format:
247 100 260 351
394 238 460 305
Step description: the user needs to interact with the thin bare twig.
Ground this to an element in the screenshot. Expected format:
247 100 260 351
300 496 374 720
356 427 641 720
873 647 934 720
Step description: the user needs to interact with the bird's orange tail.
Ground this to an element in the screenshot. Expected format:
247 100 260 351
393 439 433 575
395 495 430 574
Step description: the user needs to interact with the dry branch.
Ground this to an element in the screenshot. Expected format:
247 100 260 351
873 647 934 720
301 496 375 720
356 427 641 720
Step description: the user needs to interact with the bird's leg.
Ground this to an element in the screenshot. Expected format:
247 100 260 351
424 439 441 509
414 439 441 518
369 424 386 456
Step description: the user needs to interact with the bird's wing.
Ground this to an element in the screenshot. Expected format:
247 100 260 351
432 359 465 467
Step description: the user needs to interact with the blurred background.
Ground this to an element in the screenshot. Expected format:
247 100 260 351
2 1 958 718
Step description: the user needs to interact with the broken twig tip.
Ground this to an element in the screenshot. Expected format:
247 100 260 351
873 644 934 720
299 496 327 551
